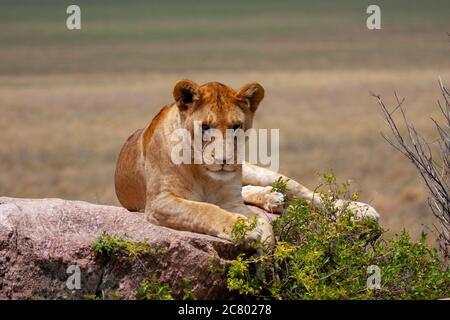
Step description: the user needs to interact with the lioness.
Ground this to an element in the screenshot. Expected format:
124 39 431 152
115 80 379 246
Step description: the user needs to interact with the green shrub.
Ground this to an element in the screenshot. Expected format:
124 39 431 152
231 216 258 247
91 232 164 259
91 233 196 300
181 277 197 300
271 177 289 195
91 232 130 257
134 275 196 300
83 290 122 300
226 174 449 300
135 275 174 300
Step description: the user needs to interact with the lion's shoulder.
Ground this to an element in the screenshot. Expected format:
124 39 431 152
142 104 173 155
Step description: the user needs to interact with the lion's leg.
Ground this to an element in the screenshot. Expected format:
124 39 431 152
242 162 322 207
147 193 274 245
242 162 380 221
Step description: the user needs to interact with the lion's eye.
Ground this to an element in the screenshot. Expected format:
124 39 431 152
232 123 242 130
202 123 210 131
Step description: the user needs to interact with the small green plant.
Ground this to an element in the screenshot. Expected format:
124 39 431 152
135 275 174 300
231 216 258 247
91 232 130 257
182 277 197 300
271 177 289 195
83 290 122 300
208 255 225 274
226 173 450 300
91 232 165 260
271 177 290 208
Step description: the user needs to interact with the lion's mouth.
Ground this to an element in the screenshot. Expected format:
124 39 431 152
205 164 236 173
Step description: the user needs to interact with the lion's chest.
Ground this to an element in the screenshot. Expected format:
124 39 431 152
191 180 240 206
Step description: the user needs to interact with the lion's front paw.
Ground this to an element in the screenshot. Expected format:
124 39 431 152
263 190 285 213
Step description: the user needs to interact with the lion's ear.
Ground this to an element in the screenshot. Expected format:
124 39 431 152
173 79 200 111
236 82 265 112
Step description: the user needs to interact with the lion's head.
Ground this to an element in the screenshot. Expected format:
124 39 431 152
172 79 264 179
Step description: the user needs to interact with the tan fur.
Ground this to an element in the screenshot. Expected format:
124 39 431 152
114 129 146 211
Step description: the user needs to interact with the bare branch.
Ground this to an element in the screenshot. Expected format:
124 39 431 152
373 80 450 261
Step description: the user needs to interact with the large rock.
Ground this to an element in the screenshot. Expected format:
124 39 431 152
0 197 242 300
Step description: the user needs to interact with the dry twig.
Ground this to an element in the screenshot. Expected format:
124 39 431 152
371 79 450 260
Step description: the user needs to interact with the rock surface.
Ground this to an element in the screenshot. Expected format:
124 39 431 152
0 197 241 300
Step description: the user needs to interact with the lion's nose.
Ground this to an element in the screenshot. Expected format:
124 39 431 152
214 154 233 163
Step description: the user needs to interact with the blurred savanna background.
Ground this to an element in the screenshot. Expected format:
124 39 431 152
0 0 449 242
